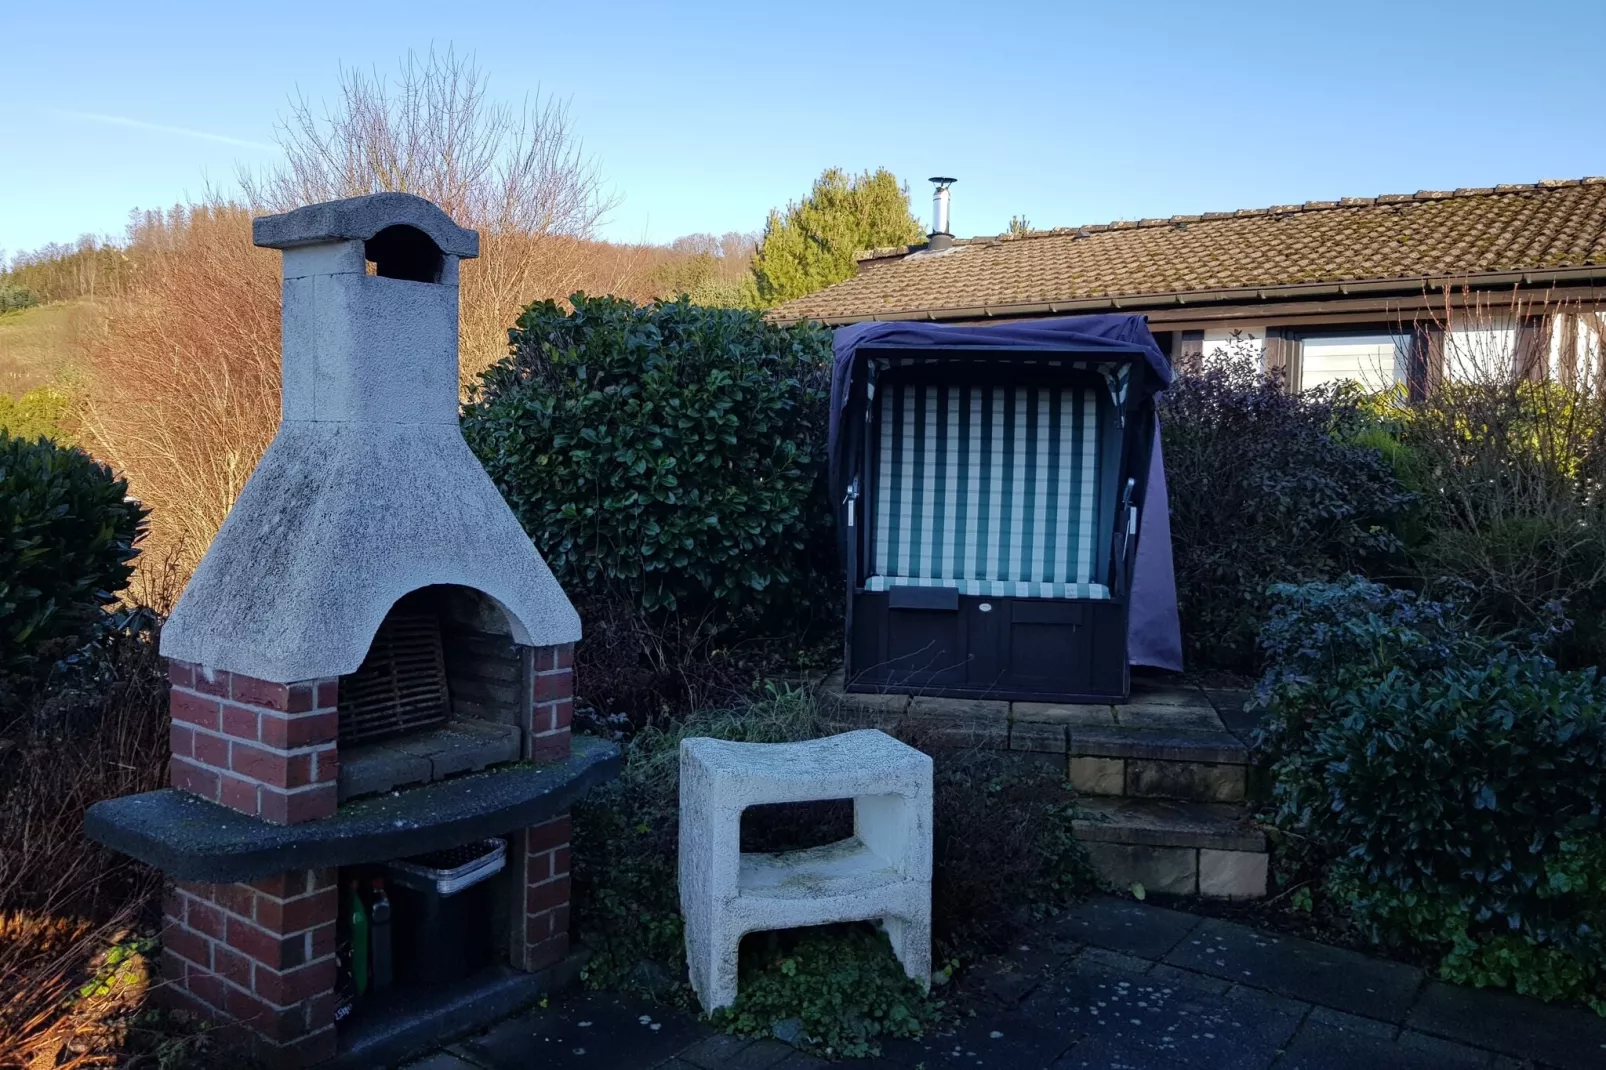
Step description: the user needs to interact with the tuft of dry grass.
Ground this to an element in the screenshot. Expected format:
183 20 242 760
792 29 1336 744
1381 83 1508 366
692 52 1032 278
0 906 153 1070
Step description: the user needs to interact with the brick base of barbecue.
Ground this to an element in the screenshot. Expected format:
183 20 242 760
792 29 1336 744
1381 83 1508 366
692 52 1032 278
160 813 575 1066
161 869 340 1066
512 815 572 971
160 642 579 1066
528 644 574 762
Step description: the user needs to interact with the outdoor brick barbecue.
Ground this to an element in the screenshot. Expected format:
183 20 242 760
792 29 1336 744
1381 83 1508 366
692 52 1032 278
86 193 618 1068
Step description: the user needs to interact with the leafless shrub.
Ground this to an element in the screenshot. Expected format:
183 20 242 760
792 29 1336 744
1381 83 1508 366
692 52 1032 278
77 205 281 576
0 603 171 1068
1395 291 1606 664
0 628 168 917
67 48 739 580
240 45 617 380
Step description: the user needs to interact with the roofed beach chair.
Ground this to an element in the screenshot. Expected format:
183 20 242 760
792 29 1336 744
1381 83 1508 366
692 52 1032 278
831 317 1171 702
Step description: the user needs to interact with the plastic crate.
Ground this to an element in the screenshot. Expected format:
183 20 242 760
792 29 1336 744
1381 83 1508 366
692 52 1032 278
384 838 506 984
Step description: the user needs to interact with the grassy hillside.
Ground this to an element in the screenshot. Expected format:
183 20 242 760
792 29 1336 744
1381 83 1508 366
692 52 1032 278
0 299 97 395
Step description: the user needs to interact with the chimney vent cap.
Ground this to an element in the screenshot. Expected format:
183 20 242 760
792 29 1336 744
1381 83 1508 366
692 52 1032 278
253 192 479 259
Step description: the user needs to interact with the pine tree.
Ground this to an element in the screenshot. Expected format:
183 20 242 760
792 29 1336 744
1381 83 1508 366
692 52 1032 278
743 168 926 309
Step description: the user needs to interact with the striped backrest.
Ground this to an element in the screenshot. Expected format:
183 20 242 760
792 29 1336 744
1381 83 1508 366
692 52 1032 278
872 381 1103 588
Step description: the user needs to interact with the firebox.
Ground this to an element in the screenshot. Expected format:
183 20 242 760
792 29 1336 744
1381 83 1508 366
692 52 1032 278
85 193 619 1069
332 585 546 801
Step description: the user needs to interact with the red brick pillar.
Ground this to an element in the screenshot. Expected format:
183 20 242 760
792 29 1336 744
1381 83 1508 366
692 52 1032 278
513 815 572 971
527 642 574 761
162 869 339 1066
510 642 575 972
167 661 339 824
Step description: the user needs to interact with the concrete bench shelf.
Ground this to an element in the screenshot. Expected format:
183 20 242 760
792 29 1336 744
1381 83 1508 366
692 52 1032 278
85 735 618 882
738 838 903 901
679 730 933 1014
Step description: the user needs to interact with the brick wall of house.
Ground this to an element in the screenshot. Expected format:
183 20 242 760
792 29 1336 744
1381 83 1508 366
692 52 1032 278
162 869 339 1066
168 661 339 825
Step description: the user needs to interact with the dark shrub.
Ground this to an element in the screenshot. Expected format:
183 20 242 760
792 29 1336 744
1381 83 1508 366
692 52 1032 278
1256 578 1606 1009
463 295 837 713
1252 575 1484 761
922 744 1092 956
1160 348 1412 671
0 430 147 690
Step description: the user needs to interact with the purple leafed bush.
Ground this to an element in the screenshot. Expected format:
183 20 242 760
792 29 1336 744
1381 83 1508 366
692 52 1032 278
1159 346 1412 671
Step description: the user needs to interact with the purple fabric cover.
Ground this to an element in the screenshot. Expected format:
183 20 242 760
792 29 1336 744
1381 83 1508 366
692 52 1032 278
828 315 1183 671
1129 425 1183 670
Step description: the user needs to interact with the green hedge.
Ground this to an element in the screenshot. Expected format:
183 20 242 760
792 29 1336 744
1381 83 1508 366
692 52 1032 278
1256 578 1606 1010
465 294 834 621
0 431 147 687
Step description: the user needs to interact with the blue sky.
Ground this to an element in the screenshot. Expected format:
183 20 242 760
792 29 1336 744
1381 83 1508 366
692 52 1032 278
4 0 1605 259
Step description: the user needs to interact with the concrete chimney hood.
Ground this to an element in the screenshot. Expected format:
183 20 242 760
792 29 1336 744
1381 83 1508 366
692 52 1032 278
161 193 579 684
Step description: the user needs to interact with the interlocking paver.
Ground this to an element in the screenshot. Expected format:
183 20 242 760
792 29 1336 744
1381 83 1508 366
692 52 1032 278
425 896 1603 1070
402 1054 481 1070
1164 917 1423 1022
1055 897 1202 960
1275 1013 1489 1070
678 1033 792 1070
1407 981 1606 1070
1023 953 1306 1070
461 992 706 1069
876 1012 1078 1068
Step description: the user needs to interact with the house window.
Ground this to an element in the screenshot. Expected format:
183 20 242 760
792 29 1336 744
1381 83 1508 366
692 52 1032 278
1297 333 1409 392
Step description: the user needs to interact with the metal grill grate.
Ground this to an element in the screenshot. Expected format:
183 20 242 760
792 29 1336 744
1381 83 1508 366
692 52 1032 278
339 607 451 745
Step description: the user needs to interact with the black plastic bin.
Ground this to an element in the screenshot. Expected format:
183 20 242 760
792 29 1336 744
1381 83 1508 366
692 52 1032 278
385 838 506 985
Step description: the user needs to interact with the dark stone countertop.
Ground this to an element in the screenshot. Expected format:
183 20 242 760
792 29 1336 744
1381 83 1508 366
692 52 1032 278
84 735 620 882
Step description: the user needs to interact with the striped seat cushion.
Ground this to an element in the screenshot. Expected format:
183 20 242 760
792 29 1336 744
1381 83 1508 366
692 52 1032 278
865 575 1111 599
869 381 1107 600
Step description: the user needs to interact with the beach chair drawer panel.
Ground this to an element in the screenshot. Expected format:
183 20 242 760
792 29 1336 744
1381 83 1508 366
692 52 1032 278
1004 597 1126 696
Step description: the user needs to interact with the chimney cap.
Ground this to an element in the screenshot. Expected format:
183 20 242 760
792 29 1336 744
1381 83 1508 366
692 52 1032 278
929 176 957 187
252 192 480 259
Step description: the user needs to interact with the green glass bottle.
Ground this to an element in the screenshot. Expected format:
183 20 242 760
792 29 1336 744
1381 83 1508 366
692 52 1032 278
348 878 369 997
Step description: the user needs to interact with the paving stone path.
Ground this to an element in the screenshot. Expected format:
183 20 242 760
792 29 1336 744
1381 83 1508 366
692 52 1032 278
408 898 1606 1070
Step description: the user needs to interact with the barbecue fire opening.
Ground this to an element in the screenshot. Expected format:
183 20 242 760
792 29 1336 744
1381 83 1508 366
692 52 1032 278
336 584 529 799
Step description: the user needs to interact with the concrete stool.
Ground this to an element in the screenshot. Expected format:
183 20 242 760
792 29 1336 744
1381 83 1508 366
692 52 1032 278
678 729 933 1014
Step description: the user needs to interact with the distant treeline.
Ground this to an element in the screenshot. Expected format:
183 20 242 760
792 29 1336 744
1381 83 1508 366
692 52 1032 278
2 237 136 305
2 225 756 312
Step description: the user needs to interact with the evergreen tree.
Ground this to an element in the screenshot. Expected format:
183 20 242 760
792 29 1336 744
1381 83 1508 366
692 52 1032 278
743 168 926 309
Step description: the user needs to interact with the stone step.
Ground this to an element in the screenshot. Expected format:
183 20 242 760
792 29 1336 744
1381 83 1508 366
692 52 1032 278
1065 725 1250 803
815 668 1254 802
1072 797 1267 900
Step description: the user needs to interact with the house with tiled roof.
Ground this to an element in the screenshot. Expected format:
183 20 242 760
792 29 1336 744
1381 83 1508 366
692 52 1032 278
774 178 1606 393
